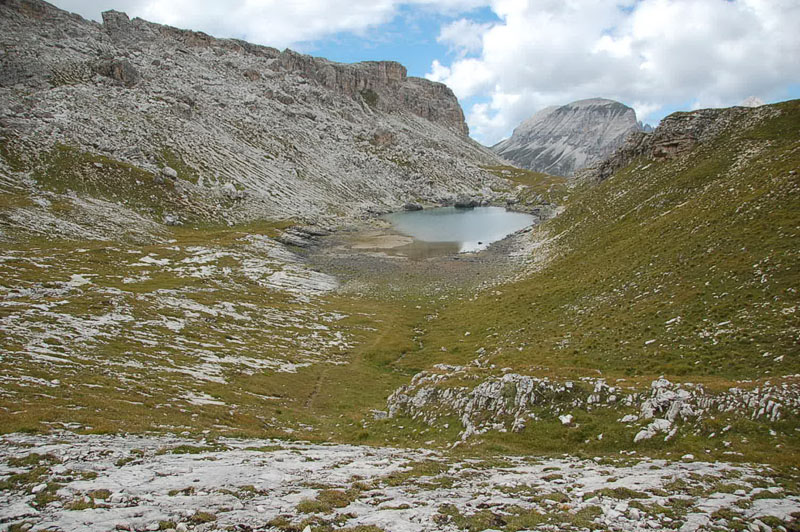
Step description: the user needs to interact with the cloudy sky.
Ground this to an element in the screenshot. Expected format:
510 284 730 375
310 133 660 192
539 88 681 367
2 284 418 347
50 0 800 145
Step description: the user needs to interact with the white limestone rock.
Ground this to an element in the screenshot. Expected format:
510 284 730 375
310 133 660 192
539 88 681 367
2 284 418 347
492 98 643 177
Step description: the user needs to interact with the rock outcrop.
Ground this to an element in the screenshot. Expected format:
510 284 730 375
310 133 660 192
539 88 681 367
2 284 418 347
95 7 469 134
3 432 790 532
386 366 798 443
492 98 642 177
0 0 501 239
576 104 782 182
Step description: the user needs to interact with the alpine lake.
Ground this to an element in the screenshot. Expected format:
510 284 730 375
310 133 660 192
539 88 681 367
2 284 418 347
379 206 535 258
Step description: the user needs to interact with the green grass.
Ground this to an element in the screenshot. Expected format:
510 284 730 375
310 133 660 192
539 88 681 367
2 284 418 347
0 213 431 447
381 101 800 463
584 487 648 500
435 502 607 532
481 165 569 204
297 488 362 514
189 511 217 523
158 147 201 184
7 453 60 467
156 444 227 455
31 144 169 215
405 100 800 381
2 142 243 228
382 460 450 487
361 89 379 108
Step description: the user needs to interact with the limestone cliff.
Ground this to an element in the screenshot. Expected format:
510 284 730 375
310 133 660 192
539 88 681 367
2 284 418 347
0 0 500 240
492 98 642 177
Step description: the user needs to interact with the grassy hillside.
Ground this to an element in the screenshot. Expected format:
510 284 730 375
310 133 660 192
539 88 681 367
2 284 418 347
402 100 799 381
355 100 799 467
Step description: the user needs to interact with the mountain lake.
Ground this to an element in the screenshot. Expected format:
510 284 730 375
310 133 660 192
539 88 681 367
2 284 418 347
383 206 536 254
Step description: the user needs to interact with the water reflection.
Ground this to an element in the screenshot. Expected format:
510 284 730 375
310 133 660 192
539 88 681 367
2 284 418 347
383 206 535 255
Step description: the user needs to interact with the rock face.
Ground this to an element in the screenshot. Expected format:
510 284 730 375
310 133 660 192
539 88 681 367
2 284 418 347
277 50 469 136
576 104 781 182
492 98 642 177
0 0 501 238
95 8 469 134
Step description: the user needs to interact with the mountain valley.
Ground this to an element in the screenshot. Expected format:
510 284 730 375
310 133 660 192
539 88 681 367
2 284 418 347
0 2 798 532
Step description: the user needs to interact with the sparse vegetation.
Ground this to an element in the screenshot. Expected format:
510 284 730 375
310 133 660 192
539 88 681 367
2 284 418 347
360 89 379 108
297 487 363 514
482 164 570 205
189 511 217 523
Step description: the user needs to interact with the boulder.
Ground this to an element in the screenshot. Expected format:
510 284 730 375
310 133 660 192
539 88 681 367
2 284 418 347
454 195 478 209
172 102 193 119
371 128 395 146
242 69 261 81
101 10 132 40
94 59 140 88
221 182 245 200
163 214 182 226
633 418 672 443
161 166 178 180
403 202 423 211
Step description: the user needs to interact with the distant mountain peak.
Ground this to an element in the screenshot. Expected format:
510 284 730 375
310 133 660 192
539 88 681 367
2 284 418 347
739 96 764 108
492 98 642 177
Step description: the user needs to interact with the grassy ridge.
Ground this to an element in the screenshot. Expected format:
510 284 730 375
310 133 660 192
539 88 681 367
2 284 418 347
403 101 799 380
482 165 570 205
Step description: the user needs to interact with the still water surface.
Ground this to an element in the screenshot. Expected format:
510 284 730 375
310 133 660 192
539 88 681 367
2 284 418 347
383 206 535 253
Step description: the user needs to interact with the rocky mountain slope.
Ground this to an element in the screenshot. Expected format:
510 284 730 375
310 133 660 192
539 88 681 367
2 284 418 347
0 0 508 243
491 98 642 177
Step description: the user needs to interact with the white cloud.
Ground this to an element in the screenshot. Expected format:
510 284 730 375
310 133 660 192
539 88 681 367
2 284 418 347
426 59 451 82
437 18 492 56
592 35 632 59
49 0 483 49
52 0 400 47
426 57 495 99
630 101 662 124
430 0 800 144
